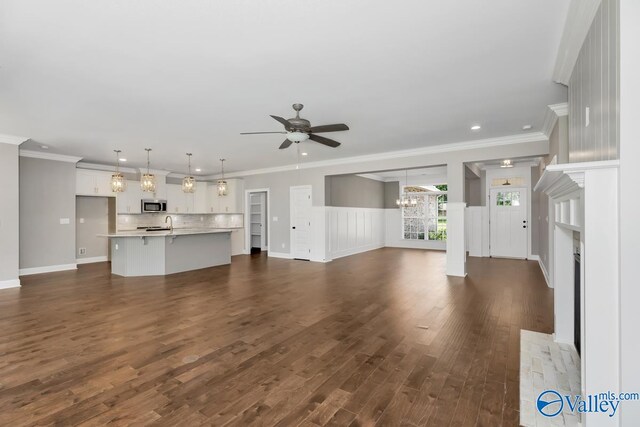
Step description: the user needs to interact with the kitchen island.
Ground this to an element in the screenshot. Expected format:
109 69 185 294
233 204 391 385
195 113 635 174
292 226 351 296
100 229 232 277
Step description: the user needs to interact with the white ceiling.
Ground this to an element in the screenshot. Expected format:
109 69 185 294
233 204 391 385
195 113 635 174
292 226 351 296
0 0 569 175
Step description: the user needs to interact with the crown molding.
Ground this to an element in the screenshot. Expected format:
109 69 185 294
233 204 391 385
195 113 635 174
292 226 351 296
139 168 172 177
19 149 82 163
77 161 138 174
553 0 601 85
0 134 29 145
542 102 569 138
355 173 386 182
206 131 548 179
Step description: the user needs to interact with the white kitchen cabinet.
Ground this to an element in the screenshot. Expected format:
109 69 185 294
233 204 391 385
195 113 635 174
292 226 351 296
76 169 113 196
166 184 187 213
193 182 208 213
206 179 244 213
116 181 143 214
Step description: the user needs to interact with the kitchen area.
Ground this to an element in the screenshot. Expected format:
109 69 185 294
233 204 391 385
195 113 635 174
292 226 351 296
75 163 244 277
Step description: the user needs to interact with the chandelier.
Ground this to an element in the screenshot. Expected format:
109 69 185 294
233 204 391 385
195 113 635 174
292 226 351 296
182 153 196 193
396 169 418 207
140 148 156 193
217 159 227 196
111 149 126 193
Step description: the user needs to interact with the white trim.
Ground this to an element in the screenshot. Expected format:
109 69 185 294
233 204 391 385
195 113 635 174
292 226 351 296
528 254 540 261
267 251 292 259
537 258 551 288
138 168 172 177
244 188 271 256
0 279 21 289
19 149 82 163
0 134 29 145
355 173 386 182
19 263 77 276
76 256 108 264
553 0 602 85
204 132 548 179
541 103 569 138
77 162 138 175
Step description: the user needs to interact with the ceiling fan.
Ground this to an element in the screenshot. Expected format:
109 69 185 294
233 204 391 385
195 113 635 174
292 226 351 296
240 103 349 149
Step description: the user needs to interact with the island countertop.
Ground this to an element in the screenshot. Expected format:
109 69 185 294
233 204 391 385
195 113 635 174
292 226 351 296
99 228 236 238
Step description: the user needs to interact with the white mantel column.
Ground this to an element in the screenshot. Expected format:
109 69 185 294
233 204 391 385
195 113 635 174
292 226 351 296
446 161 466 276
619 0 640 422
0 135 27 289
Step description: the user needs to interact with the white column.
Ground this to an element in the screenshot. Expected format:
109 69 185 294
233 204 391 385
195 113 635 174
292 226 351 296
446 161 466 276
0 135 26 289
552 225 574 344
619 0 640 422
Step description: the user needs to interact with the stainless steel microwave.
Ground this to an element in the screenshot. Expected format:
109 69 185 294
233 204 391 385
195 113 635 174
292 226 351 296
141 199 167 213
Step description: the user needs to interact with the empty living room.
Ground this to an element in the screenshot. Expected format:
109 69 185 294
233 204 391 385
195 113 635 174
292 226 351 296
0 0 638 426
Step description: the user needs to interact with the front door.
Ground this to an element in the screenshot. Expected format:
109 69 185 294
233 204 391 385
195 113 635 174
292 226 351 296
490 187 528 258
290 186 312 260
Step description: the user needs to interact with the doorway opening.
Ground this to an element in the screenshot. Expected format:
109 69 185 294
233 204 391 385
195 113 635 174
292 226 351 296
245 190 268 254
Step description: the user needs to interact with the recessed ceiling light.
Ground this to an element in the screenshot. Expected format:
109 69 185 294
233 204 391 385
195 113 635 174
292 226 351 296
40 145 49 149
301 152 308 156
522 125 532 130
470 125 481 131
119 158 127 162
195 168 201 172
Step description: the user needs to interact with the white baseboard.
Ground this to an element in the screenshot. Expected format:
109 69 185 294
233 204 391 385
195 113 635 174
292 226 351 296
76 256 108 265
0 279 21 289
330 243 384 260
529 254 540 261
19 263 77 276
268 251 292 259
538 259 551 288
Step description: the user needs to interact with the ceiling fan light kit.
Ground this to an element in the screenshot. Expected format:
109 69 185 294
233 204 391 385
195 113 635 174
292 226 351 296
241 103 349 150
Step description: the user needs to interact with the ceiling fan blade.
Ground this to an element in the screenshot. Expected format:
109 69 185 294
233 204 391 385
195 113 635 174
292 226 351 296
240 131 287 135
308 123 349 133
270 115 292 130
279 139 293 149
309 134 341 148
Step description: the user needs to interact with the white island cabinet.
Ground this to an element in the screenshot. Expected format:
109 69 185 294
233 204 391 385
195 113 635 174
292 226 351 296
101 229 231 277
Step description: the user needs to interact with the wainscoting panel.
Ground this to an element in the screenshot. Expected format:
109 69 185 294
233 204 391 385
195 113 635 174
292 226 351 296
327 207 385 260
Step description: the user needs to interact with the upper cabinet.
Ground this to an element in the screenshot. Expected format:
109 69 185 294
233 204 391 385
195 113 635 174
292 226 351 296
116 181 143 214
206 179 243 213
76 169 114 197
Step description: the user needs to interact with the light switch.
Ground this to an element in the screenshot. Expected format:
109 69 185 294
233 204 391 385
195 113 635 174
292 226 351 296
60 218 70 225
273 216 278 222
79 218 85 224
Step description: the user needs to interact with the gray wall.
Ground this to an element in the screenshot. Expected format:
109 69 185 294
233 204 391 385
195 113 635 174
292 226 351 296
568 0 619 162
76 196 110 260
464 178 481 206
384 181 399 209
0 144 20 283
242 138 549 254
325 175 385 208
20 157 77 269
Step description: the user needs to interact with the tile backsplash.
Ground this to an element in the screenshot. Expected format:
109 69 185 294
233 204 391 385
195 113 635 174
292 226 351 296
118 213 243 230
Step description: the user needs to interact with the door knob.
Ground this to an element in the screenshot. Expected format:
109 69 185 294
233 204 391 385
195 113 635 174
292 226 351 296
292 226 296 229
523 225 527 228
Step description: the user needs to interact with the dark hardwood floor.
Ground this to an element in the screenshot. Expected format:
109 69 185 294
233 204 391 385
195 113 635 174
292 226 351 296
0 248 553 426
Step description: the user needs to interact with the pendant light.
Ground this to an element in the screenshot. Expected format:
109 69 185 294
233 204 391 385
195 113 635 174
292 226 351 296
141 148 156 193
111 150 126 193
182 153 196 193
396 170 418 207
217 159 228 196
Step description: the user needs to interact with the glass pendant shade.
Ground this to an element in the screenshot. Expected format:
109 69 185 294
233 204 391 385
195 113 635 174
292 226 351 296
182 153 196 193
217 158 228 196
111 150 127 193
141 148 156 192
217 179 227 196
395 170 417 207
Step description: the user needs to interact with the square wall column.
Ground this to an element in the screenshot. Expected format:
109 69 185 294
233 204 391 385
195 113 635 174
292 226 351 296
446 161 466 277
0 138 24 289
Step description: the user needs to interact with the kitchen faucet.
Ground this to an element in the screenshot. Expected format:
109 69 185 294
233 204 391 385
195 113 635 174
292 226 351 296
165 215 173 233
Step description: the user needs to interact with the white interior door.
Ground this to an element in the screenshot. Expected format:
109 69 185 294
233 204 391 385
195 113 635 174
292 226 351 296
490 187 528 258
290 186 312 260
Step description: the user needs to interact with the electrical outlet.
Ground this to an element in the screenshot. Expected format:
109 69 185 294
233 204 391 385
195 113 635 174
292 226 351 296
281 243 285 249
79 218 85 224
115 243 119 250
60 218 70 225
79 248 86 255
